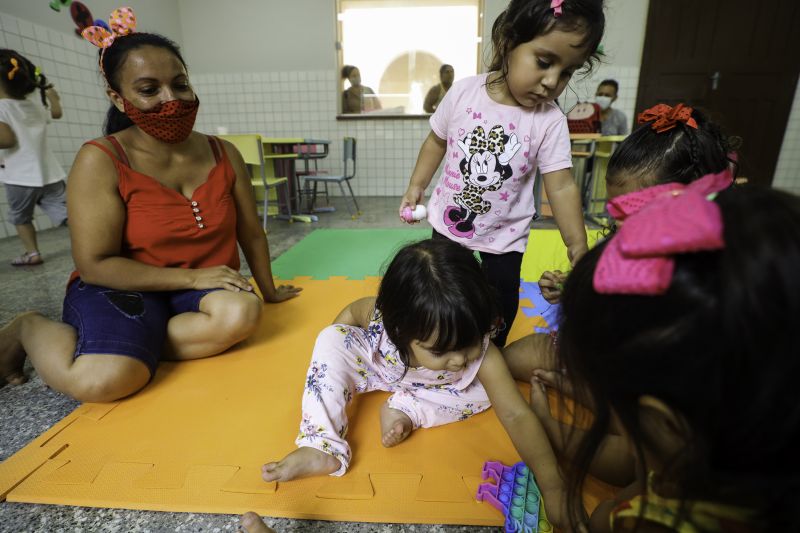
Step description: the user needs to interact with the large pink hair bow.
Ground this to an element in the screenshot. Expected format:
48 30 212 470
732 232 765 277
81 7 136 49
593 169 733 295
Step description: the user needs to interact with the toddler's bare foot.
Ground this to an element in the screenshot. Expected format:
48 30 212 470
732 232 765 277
239 512 276 533
262 447 341 482
380 402 413 447
0 312 36 385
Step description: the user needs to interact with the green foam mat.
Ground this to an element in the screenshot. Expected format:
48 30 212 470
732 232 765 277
272 228 431 280
272 228 603 282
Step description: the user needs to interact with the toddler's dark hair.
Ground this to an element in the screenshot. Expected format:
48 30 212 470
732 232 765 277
489 0 605 86
98 32 187 135
376 239 500 374
0 49 51 107
557 186 800 531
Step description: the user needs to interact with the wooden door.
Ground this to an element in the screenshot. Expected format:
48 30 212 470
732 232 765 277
635 0 800 185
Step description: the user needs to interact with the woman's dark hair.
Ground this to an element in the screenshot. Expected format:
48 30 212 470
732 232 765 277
341 65 357 79
0 49 50 106
488 0 605 89
98 32 187 135
376 239 501 374
557 186 800 531
607 107 737 190
597 78 618 94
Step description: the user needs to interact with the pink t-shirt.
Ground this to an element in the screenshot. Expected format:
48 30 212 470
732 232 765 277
427 73 572 254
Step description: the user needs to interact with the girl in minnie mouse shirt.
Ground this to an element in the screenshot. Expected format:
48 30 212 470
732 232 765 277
400 0 605 346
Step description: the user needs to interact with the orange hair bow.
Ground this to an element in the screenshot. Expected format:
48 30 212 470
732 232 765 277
7 58 19 80
638 103 698 133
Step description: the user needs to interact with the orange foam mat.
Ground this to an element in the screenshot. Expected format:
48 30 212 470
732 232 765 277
0 277 615 525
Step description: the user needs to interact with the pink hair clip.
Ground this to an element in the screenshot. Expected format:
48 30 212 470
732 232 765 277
551 0 564 17
594 169 733 295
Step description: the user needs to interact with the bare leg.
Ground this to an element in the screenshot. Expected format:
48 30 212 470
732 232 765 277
15 223 39 254
262 447 341 482
164 290 262 360
0 312 150 402
239 512 276 533
380 401 413 447
502 333 558 381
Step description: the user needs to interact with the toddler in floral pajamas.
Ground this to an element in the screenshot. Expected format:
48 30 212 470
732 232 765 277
263 238 558 482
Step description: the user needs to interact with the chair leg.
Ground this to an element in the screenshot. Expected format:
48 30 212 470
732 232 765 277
283 183 292 218
345 179 360 215
338 182 354 217
324 182 330 206
311 181 319 211
262 189 268 232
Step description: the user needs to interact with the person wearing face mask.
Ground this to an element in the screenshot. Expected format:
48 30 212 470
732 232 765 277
0 12 300 403
595 79 628 136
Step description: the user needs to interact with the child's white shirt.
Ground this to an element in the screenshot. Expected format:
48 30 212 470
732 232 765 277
0 94 65 187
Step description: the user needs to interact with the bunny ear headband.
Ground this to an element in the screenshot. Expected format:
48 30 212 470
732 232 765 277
81 7 137 80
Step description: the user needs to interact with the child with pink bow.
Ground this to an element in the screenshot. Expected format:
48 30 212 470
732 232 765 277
502 103 740 380
520 175 800 531
399 0 607 347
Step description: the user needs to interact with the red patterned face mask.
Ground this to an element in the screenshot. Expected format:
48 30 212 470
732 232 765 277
122 97 199 144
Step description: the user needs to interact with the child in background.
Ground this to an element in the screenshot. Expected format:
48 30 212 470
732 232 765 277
0 49 65 266
399 0 606 346
262 238 562 489
503 103 738 379
528 183 799 531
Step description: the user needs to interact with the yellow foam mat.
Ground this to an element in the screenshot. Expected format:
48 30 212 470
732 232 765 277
0 278 614 524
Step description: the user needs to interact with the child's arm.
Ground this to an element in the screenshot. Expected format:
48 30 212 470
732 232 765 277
477 344 575 528
398 130 446 219
542 168 588 264
0 122 17 149
45 87 63 120
529 378 637 487
333 297 376 328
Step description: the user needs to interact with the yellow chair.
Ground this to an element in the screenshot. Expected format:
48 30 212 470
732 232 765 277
218 134 292 231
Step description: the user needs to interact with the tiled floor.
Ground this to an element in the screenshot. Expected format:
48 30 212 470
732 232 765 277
0 197 524 532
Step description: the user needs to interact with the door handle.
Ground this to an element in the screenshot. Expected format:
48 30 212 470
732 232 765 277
710 71 720 91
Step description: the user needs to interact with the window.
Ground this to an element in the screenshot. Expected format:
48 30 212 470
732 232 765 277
336 0 483 117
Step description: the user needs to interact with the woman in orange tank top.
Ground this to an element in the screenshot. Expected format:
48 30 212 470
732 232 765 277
0 29 300 402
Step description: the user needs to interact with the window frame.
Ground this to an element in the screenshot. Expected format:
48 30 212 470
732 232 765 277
335 0 485 120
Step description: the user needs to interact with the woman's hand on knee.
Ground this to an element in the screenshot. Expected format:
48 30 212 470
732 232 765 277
192 266 254 293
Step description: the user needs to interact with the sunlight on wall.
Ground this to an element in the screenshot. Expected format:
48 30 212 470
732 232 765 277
340 2 480 113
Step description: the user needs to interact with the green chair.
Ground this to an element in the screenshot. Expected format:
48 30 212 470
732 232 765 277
218 134 292 231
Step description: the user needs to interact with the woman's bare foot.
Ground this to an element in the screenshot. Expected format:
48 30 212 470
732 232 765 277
380 402 413 447
0 312 36 385
262 447 341 482
239 512 276 533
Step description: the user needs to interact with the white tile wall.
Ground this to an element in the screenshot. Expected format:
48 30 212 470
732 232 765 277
191 71 432 199
0 11 109 239
774 78 800 194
